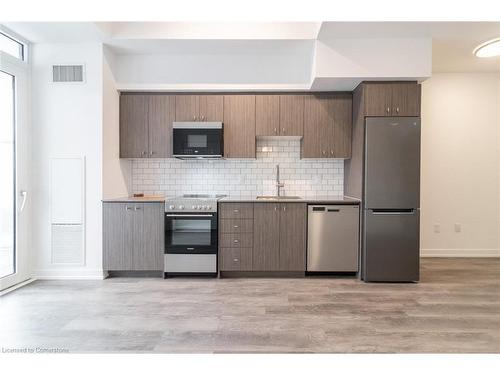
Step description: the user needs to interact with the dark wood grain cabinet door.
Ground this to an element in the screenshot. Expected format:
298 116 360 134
223 95 256 158
175 95 199 121
303 95 332 158
256 95 280 136
363 83 393 116
391 83 421 116
332 94 353 158
279 203 306 271
280 95 304 136
253 203 280 271
120 95 149 158
131 203 163 271
103 203 134 270
148 95 175 158
198 95 224 122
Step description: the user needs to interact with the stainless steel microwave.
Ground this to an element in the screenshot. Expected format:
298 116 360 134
172 122 223 159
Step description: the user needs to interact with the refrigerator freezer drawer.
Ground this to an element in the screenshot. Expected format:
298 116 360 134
362 209 419 282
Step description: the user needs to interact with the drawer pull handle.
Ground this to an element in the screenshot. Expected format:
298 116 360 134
233 240 239 243
233 209 239 213
233 225 239 228
233 258 239 262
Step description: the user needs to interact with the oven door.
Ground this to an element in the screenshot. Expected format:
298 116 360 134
165 213 218 254
172 127 223 157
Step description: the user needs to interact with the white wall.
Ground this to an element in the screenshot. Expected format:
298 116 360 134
102 46 131 199
420 73 500 257
31 43 105 278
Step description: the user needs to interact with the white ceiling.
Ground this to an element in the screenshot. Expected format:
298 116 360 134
4 21 500 72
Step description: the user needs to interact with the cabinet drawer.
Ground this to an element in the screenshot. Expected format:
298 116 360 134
220 248 252 271
219 203 253 219
220 232 253 248
220 219 253 233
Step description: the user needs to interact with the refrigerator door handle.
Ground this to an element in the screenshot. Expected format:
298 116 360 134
371 209 416 215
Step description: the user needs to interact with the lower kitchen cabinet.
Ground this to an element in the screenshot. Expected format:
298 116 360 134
103 202 164 271
219 202 306 273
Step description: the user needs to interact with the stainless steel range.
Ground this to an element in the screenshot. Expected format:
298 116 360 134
164 194 225 277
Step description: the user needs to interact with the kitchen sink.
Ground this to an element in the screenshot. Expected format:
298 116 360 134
256 195 302 200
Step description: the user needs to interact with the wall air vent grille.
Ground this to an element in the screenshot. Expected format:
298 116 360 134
52 65 85 83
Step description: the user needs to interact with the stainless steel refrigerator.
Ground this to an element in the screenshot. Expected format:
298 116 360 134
362 117 421 282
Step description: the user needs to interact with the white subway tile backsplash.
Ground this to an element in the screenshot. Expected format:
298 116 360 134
131 139 343 197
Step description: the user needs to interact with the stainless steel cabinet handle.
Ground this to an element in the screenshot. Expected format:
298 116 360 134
396 107 400 113
134 206 141 211
274 206 277 211
141 151 146 156
233 239 239 243
386 107 390 113
322 150 326 155
282 127 285 133
330 150 334 156
150 151 154 156
233 209 239 213
193 115 196 121
125 206 132 211
201 115 205 121
274 127 277 133
166 214 214 217
283 206 286 211
233 225 239 228
233 258 239 262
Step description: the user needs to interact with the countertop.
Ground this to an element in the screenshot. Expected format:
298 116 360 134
218 196 360 204
102 196 166 203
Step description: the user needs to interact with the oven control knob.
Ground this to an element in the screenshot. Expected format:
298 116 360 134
179 205 184 210
202 205 207 210
207 205 212 210
169 205 175 210
197 205 202 209
192 205 196 210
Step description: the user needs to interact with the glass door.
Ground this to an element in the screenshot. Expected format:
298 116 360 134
0 52 30 291
0 70 15 279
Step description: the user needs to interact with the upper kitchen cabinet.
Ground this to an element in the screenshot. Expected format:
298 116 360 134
223 95 256 158
332 94 353 158
255 94 305 137
120 95 149 158
256 95 280 136
120 94 175 158
279 95 304 136
302 94 352 159
175 94 224 122
363 82 421 117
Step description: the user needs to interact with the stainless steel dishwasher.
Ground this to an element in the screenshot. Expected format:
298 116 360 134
307 205 359 272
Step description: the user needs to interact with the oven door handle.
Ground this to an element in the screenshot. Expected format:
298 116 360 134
166 214 215 217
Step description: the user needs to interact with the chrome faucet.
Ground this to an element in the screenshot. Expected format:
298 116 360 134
276 164 284 197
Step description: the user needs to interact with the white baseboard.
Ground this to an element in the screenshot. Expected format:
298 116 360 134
33 268 107 280
421 249 500 257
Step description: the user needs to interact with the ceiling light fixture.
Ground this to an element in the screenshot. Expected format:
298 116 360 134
473 37 500 58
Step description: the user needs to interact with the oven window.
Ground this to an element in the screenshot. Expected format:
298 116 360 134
171 219 212 246
187 134 207 148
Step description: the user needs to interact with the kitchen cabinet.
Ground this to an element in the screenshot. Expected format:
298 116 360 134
255 95 304 137
364 82 421 117
120 94 175 158
223 95 256 158
103 202 164 271
278 203 307 271
302 94 352 159
253 203 306 272
256 95 280 136
279 95 304 136
219 203 254 272
175 94 224 122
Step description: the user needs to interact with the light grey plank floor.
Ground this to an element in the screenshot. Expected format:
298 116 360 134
0 258 499 353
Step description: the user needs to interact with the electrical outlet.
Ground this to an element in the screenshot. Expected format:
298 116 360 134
454 223 462 233
433 224 440 233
